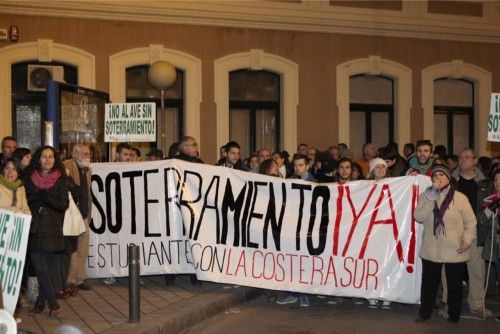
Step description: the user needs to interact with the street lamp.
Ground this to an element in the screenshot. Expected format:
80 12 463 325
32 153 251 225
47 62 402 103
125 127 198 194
147 61 177 150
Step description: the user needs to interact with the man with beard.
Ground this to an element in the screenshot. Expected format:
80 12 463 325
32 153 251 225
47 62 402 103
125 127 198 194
64 144 93 292
217 141 248 171
409 140 434 176
115 142 132 162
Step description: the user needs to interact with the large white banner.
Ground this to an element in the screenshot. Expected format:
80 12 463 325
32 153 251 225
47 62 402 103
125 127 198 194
88 159 431 303
0 209 31 315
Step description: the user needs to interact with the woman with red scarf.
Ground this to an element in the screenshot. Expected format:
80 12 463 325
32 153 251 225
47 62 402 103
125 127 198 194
24 146 69 315
414 164 477 323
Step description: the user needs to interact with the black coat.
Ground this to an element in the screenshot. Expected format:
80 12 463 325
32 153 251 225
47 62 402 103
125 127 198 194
25 172 69 252
216 158 249 171
174 153 204 164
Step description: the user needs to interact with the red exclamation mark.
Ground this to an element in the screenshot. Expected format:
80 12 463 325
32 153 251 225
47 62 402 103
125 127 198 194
406 184 418 273
332 184 344 255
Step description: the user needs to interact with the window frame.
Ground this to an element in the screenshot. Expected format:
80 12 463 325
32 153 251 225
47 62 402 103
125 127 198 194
229 69 281 155
433 77 475 154
434 105 474 153
125 65 185 150
229 100 280 155
348 74 395 145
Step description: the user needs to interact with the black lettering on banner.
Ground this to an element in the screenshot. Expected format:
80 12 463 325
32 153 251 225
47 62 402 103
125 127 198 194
263 182 286 250
90 175 106 234
291 183 312 251
200 245 213 271
240 181 254 247
144 169 161 237
122 170 142 234
163 167 181 236
307 186 330 255
194 176 220 240
247 181 267 249
107 243 117 267
105 172 122 233
118 245 128 268
160 241 172 265
147 242 161 265
88 244 94 268
220 180 247 246
179 171 202 237
97 243 106 268
171 239 182 265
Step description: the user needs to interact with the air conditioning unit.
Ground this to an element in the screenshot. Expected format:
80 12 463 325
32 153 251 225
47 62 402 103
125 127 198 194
27 64 65 91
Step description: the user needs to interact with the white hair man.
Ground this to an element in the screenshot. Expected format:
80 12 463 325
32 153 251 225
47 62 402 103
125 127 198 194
64 143 93 292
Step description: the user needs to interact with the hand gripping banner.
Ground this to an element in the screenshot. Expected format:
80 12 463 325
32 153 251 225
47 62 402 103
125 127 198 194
88 159 431 303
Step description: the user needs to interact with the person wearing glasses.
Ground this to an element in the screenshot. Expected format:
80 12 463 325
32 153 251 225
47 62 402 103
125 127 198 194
171 136 203 286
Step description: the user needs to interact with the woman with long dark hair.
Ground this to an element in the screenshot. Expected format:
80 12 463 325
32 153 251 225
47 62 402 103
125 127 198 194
24 146 69 315
11 147 32 172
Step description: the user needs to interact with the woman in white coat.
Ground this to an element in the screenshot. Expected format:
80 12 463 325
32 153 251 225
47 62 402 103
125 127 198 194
414 164 476 323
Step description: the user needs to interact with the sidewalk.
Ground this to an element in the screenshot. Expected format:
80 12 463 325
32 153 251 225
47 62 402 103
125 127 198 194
17 276 260 334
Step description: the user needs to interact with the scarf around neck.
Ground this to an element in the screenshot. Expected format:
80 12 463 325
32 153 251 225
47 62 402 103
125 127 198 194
0 174 22 191
433 183 455 236
31 170 62 190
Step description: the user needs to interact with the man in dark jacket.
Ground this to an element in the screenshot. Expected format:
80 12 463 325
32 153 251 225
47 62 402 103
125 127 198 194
443 147 492 318
175 136 203 163
64 144 93 293
216 141 248 171
169 136 203 286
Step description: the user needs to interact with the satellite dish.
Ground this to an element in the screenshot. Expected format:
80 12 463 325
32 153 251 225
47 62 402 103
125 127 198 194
0 309 17 334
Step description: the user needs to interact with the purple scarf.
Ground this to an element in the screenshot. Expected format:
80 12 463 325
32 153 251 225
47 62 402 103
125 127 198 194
31 170 62 190
433 183 455 236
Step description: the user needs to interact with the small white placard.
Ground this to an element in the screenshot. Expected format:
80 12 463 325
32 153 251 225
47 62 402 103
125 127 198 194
488 93 500 142
104 103 156 142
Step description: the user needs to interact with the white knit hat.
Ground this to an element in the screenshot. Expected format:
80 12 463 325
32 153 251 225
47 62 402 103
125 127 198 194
369 157 387 174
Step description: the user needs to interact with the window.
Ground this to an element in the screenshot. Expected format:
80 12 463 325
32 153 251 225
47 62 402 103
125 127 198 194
349 75 394 159
11 61 77 152
229 70 280 158
433 78 474 154
126 65 184 152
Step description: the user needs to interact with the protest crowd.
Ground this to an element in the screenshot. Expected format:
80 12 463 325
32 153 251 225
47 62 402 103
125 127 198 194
0 134 499 326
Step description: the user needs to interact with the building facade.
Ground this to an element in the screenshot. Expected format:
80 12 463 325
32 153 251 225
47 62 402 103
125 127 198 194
0 0 499 162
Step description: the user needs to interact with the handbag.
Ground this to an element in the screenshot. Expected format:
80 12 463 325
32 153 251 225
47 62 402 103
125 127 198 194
63 192 86 236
